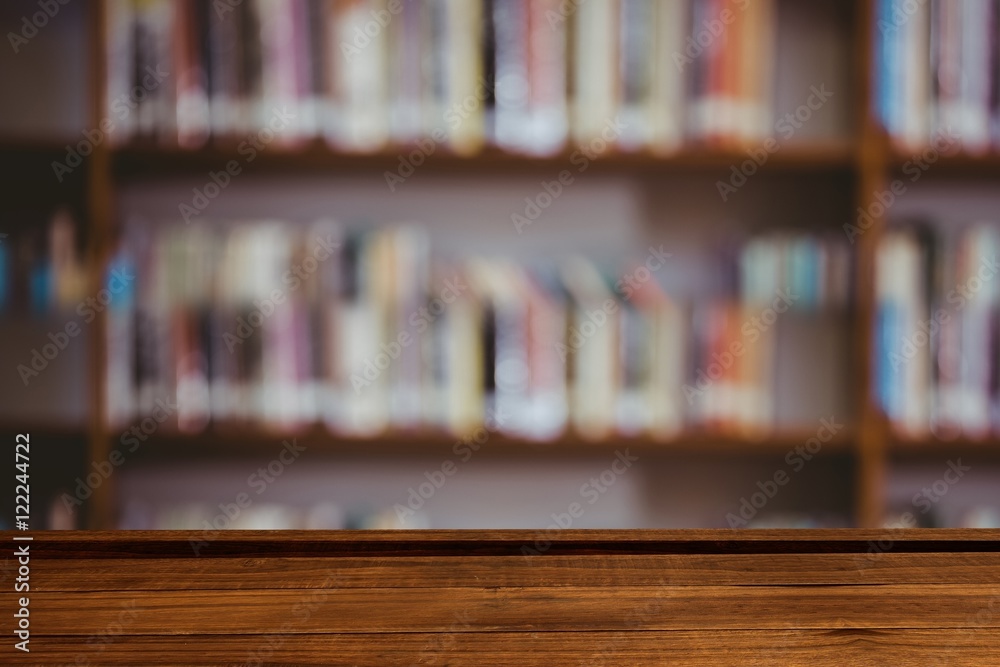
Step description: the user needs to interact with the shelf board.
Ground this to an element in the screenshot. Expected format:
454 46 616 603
0 139 91 195
890 433 1000 458
888 148 1000 176
120 424 857 460
110 140 857 179
0 421 88 439
0 138 71 155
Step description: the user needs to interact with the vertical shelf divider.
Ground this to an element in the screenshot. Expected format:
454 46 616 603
87 0 113 529
854 0 890 528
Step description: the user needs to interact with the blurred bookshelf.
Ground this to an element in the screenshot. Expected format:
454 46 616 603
1 0 999 530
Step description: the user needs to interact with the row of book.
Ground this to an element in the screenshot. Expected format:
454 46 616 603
116 500 365 530
875 222 1000 438
883 504 1000 529
104 0 777 154
0 209 87 315
105 220 852 439
122 500 864 530
117 505 1000 530
874 0 1000 151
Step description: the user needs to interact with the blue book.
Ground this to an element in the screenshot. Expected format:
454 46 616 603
29 260 52 315
875 300 901 420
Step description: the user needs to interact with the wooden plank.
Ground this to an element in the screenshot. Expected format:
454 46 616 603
6 530 999 662
7 630 1000 666
20 529 1000 559
8 584 1000 635
28 552 1000 591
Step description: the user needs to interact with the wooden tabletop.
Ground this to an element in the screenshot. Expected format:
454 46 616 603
3 529 999 665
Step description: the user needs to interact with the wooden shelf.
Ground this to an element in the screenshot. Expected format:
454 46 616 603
110 140 857 179
120 424 857 460
0 138 77 157
890 433 1000 458
0 139 91 197
887 148 1000 176
0 421 88 439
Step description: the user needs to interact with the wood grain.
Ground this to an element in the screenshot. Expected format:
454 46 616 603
28 552 1000 591
9 584 1000 635
2 530 999 665
16 630 1000 667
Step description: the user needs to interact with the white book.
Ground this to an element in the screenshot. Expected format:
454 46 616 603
442 280 483 436
387 0 424 144
648 301 686 439
957 0 993 152
492 0 531 151
649 0 687 153
336 300 389 435
329 0 390 151
104 0 135 145
615 0 653 150
897 0 930 149
442 0 486 154
571 0 617 146
560 257 617 440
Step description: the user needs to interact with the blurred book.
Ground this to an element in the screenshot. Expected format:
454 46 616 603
107 219 852 441
874 222 1000 438
105 0 781 154
874 0 998 152
0 208 87 317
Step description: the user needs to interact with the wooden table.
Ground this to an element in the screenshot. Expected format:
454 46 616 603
2 529 999 665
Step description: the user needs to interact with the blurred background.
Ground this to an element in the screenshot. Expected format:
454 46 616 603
0 0 998 530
